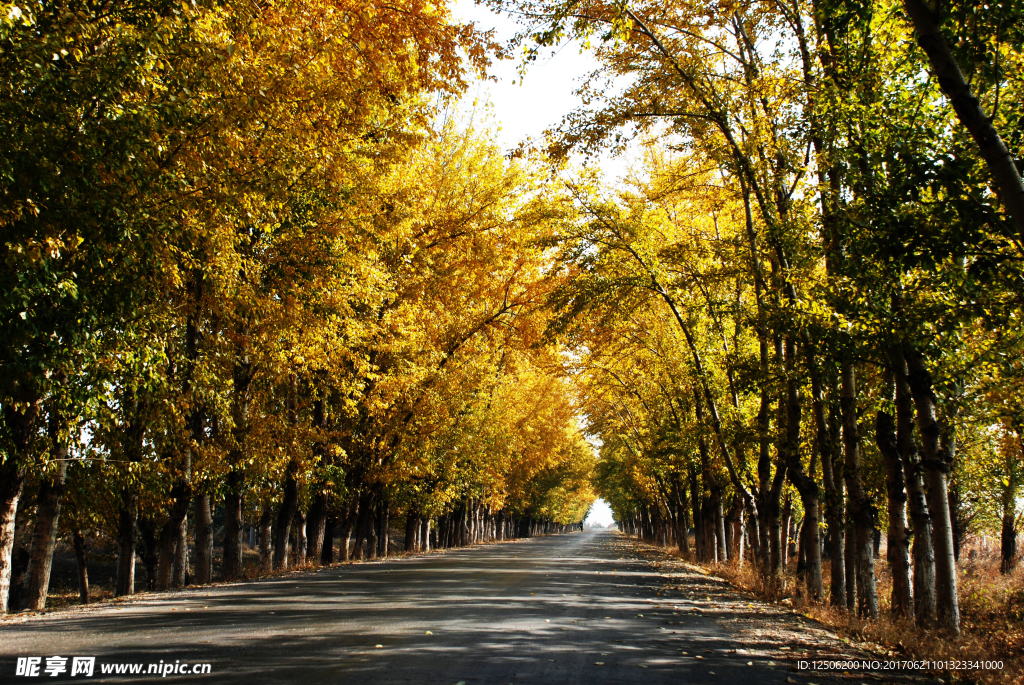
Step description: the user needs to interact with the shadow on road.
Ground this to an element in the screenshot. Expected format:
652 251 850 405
1 531 915 685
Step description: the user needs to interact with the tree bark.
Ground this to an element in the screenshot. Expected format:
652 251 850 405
338 499 358 562
172 518 187 588
73 530 89 604
306 494 327 564
273 460 299 570
258 504 273 573
377 500 389 558
876 376 913 618
780 495 792 571
1002 419 1023 573
1 389 38 614
293 509 307 567
808 347 845 606
305 396 329 564
905 348 960 635
194 494 213 585
23 459 67 611
353 495 372 560
843 508 856 611
157 482 190 590
274 372 300 570
115 486 138 597
405 513 419 553
892 348 936 624
1001 493 1017 573
0 461 27 615
784 337 822 599
321 515 336 564
842 364 877 618
222 471 244 581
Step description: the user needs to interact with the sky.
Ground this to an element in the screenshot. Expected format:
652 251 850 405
584 498 616 528
449 0 638 181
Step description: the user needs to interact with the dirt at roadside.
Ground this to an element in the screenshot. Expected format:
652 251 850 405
617 536 943 685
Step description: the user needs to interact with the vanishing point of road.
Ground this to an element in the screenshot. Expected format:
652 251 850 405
1 530 927 684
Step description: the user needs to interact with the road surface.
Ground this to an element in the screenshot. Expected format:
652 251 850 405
1 531 923 684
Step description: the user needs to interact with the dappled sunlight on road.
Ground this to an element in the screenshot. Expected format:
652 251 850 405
2 532 928 685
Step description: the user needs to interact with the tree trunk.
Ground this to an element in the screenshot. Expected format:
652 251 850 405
305 396 329 564
843 509 856 611
115 487 138 597
732 498 745 566
1001 498 1018 574
321 516 335 565
353 495 372 561
876 385 913 618
273 460 299 570
780 495 792 571
172 518 187 588
674 479 690 556
715 498 727 562
842 363 877 618
905 349 959 635
137 516 158 590
766 347 789 582
157 482 190 590
0 461 27 615
274 372 300 571
306 493 328 564
258 504 273 573
194 495 213 585
377 501 389 558
1002 421 1023 574
366 500 379 559
222 471 244 581
23 455 67 611
809 347 845 606
405 513 419 553
893 348 936 624
293 509 307 567
1 392 39 614
784 337 822 599
73 530 89 604
339 499 359 562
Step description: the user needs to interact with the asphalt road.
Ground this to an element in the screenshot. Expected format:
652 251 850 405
1 531 921 685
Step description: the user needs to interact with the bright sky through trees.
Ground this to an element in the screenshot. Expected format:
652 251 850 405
451 0 636 180
585 499 615 528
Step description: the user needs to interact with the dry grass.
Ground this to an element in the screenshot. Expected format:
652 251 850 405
687 539 1024 685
